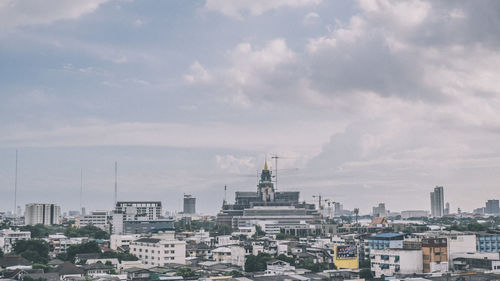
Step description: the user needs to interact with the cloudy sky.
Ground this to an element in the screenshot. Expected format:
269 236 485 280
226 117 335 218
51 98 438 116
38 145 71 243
1 0 499 215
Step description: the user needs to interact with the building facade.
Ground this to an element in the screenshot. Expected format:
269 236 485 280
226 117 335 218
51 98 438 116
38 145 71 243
129 232 186 266
25 203 61 225
370 248 423 277
216 161 320 229
183 195 196 214
78 211 109 231
430 186 444 217
422 238 448 273
0 229 31 253
485 200 500 215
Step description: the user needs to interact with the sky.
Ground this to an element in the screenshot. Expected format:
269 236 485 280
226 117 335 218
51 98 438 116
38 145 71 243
1 0 499 215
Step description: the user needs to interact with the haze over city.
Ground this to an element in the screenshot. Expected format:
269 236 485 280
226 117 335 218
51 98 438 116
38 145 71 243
1 0 500 215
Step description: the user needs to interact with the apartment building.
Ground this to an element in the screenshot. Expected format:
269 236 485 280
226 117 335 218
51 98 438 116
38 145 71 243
129 232 185 266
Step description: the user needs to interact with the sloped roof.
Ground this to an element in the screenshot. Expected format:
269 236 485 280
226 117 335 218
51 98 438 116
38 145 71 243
54 262 84 275
0 255 32 267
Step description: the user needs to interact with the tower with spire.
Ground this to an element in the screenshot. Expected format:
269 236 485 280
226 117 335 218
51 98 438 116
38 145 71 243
257 160 274 202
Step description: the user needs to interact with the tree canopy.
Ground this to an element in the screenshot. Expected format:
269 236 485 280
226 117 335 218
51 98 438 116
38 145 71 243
13 240 50 264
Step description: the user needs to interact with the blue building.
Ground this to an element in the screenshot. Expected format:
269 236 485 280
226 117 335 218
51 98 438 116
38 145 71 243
477 234 500 252
367 233 405 250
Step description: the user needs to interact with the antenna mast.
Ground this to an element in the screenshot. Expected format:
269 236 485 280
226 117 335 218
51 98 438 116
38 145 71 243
114 161 118 207
271 155 279 191
14 150 18 217
80 169 83 212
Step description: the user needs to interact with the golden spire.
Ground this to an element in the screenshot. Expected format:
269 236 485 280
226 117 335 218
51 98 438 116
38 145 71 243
264 159 268 170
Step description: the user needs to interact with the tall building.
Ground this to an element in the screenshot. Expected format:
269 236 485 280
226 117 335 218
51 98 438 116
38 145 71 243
183 195 196 214
430 186 444 217
372 203 387 217
24 203 61 226
485 200 499 215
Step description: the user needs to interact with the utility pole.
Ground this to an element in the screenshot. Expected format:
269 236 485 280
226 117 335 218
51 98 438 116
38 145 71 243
114 161 118 207
80 168 83 213
14 149 18 217
271 155 279 191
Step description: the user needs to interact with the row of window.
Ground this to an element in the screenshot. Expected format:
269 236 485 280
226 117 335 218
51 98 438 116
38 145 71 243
134 248 176 254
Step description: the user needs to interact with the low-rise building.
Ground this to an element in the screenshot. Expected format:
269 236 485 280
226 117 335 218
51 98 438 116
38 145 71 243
422 238 448 273
78 211 109 231
477 233 500 253
110 234 139 251
129 231 186 266
0 229 31 253
370 248 423 277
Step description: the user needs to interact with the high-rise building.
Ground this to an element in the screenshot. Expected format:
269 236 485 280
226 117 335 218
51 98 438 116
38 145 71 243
25 203 61 225
485 200 499 215
430 186 444 217
183 195 196 214
444 202 450 215
372 203 387 217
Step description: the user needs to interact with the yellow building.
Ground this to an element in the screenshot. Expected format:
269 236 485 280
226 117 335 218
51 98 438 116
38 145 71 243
334 245 359 269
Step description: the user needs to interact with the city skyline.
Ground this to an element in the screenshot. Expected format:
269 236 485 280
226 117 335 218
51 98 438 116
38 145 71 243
1 1 500 214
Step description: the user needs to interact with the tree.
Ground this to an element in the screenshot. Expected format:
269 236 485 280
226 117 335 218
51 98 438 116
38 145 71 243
276 254 295 265
297 258 332 272
66 241 101 262
244 253 272 272
19 225 52 238
100 251 138 262
0 248 3 258
359 269 373 279
64 225 109 239
33 264 51 273
13 240 50 264
176 267 197 278
223 270 244 277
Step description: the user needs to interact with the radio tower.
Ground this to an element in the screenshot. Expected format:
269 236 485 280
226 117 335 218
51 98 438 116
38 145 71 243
80 169 83 212
114 161 118 207
271 155 279 191
14 150 18 217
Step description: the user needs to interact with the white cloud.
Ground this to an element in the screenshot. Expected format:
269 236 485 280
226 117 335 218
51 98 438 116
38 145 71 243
0 0 110 30
205 0 322 19
184 61 212 84
302 12 320 25
215 155 255 173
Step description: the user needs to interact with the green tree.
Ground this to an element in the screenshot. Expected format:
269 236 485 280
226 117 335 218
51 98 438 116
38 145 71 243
276 254 295 265
66 241 101 262
176 267 197 278
244 253 272 272
33 264 52 273
0 248 3 257
64 225 109 239
223 270 244 277
297 258 332 272
19 225 53 238
359 269 373 279
100 251 138 262
13 240 50 264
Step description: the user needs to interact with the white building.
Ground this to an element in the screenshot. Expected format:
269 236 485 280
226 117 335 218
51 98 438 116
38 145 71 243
45 234 88 256
78 211 109 231
25 203 61 225
265 260 296 275
0 229 31 253
212 245 246 268
371 249 423 277
401 210 429 219
129 231 185 266
110 234 140 250
115 201 162 221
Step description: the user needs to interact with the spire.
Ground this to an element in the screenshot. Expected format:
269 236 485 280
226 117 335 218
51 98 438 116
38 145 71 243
264 159 268 171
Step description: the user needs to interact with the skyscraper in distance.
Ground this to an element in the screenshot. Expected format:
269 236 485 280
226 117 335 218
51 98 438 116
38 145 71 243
430 186 444 217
